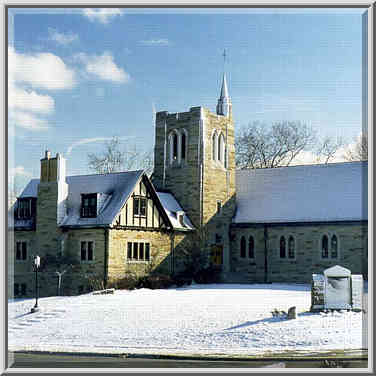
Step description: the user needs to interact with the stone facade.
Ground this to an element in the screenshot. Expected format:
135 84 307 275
11 74 368 298
152 106 236 273
230 223 368 283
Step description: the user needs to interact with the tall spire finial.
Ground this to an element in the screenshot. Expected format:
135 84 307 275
216 49 231 117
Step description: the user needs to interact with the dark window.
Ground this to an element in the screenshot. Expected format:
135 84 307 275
87 242 94 261
249 236 255 258
331 235 338 258
133 242 139 260
240 236 246 258
134 197 147 216
139 243 144 260
145 243 150 261
16 242 27 260
81 193 97 218
127 242 132 259
280 236 286 258
215 234 222 244
322 235 329 258
181 133 186 160
172 133 178 160
212 133 217 160
81 241 94 261
17 198 32 219
14 283 26 296
218 134 222 161
127 242 150 261
288 236 295 259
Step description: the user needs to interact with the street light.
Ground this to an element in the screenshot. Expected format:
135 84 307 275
31 255 40 313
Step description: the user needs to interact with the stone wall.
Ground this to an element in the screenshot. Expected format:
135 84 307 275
229 223 368 283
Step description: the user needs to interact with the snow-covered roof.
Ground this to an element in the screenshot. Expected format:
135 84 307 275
13 170 144 228
156 192 195 231
234 161 367 224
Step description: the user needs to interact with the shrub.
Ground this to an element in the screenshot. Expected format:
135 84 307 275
173 273 193 287
193 265 221 284
138 274 175 290
109 274 139 290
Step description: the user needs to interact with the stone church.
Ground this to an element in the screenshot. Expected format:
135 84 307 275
9 73 368 297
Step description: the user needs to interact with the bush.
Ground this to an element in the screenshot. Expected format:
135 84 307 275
193 265 221 284
173 274 193 287
109 274 139 290
137 274 175 290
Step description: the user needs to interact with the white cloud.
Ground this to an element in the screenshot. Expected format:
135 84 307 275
9 166 32 178
9 46 76 90
82 8 123 24
9 111 49 131
8 80 54 114
76 52 129 83
8 47 75 132
140 39 170 46
48 28 78 45
67 136 134 155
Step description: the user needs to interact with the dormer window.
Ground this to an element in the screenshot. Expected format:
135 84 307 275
81 193 97 218
16 198 34 220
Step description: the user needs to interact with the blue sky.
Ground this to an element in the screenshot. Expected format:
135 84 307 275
8 7 365 191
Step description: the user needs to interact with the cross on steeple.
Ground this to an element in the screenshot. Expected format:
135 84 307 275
216 49 231 117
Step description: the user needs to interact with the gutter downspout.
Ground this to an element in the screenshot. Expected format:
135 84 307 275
170 232 175 276
104 228 109 288
264 225 268 283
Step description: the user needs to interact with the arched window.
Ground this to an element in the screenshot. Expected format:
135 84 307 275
248 236 255 259
172 132 178 161
331 235 338 258
288 236 295 259
280 236 286 258
240 236 246 258
181 132 186 161
218 133 225 164
212 131 218 161
321 235 329 259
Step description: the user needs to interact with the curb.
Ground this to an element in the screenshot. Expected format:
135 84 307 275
11 349 368 362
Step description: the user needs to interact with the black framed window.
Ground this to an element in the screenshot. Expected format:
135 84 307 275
81 193 97 218
16 198 33 219
133 197 147 216
288 236 295 259
249 236 255 259
81 241 94 261
127 242 150 261
15 242 27 261
181 133 186 160
280 236 286 258
331 235 338 258
240 236 246 258
322 235 329 259
172 133 178 160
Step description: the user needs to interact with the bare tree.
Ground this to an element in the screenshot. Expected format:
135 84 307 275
344 133 368 161
88 136 154 175
315 135 344 164
40 254 79 296
235 121 316 169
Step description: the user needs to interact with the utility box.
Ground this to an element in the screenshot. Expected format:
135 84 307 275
311 265 363 312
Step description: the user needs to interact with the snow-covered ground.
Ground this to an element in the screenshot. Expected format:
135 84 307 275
8 283 367 356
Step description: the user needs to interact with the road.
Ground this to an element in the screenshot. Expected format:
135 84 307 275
8 352 368 369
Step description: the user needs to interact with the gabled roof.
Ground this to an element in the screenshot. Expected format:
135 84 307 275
11 170 194 231
234 161 368 224
156 192 195 231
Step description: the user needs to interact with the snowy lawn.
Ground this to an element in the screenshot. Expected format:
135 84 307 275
8 283 366 356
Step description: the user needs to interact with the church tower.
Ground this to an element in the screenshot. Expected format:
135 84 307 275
152 70 236 273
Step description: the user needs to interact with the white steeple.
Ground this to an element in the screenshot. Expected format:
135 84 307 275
216 50 232 117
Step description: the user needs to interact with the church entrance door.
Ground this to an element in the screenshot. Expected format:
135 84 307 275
210 245 223 266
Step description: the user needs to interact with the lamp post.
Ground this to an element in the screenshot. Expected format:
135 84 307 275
31 255 40 313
